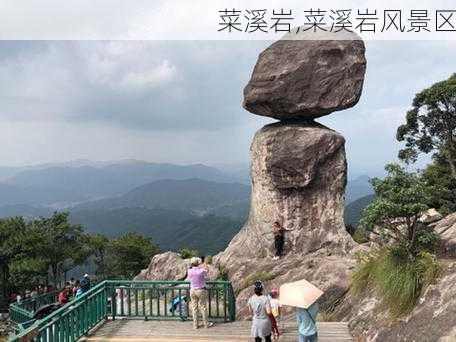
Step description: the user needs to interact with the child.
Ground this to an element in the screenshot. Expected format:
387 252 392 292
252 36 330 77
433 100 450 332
268 288 281 339
170 295 188 321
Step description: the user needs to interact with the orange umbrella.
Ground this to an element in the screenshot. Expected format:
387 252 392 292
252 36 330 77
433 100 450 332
279 279 323 309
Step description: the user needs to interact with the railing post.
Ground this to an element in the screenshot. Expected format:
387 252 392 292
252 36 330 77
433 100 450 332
111 286 117 321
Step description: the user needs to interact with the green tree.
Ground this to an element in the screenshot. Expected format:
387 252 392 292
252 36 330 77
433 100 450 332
422 160 456 214
106 232 159 279
360 164 434 257
0 217 27 310
0 217 48 309
33 212 89 285
396 74 456 178
88 234 110 279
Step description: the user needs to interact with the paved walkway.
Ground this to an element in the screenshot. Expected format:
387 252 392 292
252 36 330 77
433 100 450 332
82 319 353 342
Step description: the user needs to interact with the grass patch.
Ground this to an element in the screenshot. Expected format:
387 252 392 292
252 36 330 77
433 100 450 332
352 227 369 244
238 271 275 294
178 248 200 259
318 311 336 322
351 247 440 317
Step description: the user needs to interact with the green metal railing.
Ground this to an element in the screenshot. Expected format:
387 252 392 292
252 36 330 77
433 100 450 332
9 280 236 342
9 291 59 324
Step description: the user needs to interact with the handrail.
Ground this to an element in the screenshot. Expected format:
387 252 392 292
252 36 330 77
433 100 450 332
8 280 236 342
9 291 59 323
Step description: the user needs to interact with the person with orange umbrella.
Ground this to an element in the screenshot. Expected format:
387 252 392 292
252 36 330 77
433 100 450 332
279 279 322 342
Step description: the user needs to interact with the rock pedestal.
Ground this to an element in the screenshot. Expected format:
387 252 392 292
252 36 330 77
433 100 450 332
215 122 355 317
218 121 352 262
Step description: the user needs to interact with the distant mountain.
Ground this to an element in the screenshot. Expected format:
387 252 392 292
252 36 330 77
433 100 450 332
344 194 375 227
0 204 52 218
7 162 229 198
69 207 244 254
0 181 90 207
0 203 244 254
72 178 250 214
0 166 25 181
346 175 374 203
171 215 244 255
208 199 250 220
0 183 29 205
69 207 194 238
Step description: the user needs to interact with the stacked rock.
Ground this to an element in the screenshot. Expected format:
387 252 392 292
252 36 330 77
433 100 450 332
216 29 367 317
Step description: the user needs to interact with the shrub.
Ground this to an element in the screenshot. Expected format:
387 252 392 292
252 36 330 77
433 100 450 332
238 271 275 294
351 246 440 317
352 227 369 244
178 248 200 259
351 251 379 294
216 265 229 281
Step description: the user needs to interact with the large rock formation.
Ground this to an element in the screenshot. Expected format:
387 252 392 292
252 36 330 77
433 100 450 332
136 252 220 281
214 121 356 317
243 30 366 120
217 121 352 262
137 26 367 327
215 29 366 318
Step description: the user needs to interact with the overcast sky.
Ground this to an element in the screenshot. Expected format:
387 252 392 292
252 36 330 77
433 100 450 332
0 40 454 178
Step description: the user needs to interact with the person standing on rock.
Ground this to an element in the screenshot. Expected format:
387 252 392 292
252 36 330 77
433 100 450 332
272 221 293 260
248 281 272 342
187 257 212 329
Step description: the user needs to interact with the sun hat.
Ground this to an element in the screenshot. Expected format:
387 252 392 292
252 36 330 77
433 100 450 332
190 257 201 266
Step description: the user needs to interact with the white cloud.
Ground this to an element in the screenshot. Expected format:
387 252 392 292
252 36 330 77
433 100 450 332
120 60 177 90
0 38 455 175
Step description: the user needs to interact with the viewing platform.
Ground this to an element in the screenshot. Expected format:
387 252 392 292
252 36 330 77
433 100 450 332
8 280 352 341
82 319 353 342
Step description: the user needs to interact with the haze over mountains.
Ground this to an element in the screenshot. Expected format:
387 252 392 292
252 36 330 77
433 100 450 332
0 160 373 253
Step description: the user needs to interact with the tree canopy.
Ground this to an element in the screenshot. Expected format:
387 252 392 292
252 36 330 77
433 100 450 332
360 164 436 257
396 73 456 178
87 232 158 279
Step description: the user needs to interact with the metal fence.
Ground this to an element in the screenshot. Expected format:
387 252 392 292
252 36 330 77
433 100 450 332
8 279 236 342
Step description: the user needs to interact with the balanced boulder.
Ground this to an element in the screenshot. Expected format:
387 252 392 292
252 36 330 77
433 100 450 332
243 29 366 120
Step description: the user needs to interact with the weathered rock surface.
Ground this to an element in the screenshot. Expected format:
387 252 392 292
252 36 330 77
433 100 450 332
215 121 354 317
432 212 456 256
135 252 220 281
243 29 366 120
333 258 456 342
420 208 444 224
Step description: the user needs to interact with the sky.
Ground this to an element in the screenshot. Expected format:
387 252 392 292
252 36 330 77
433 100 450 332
0 39 454 178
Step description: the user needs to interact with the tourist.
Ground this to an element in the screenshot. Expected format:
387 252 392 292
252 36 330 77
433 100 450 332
186 257 212 329
268 288 281 339
69 277 75 287
80 274 91 293
248 281 272 342
75 285 84 298
72 280 80 296
296 302 319 342
170 295 188 321
272 221 293 260
58 288 68 304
